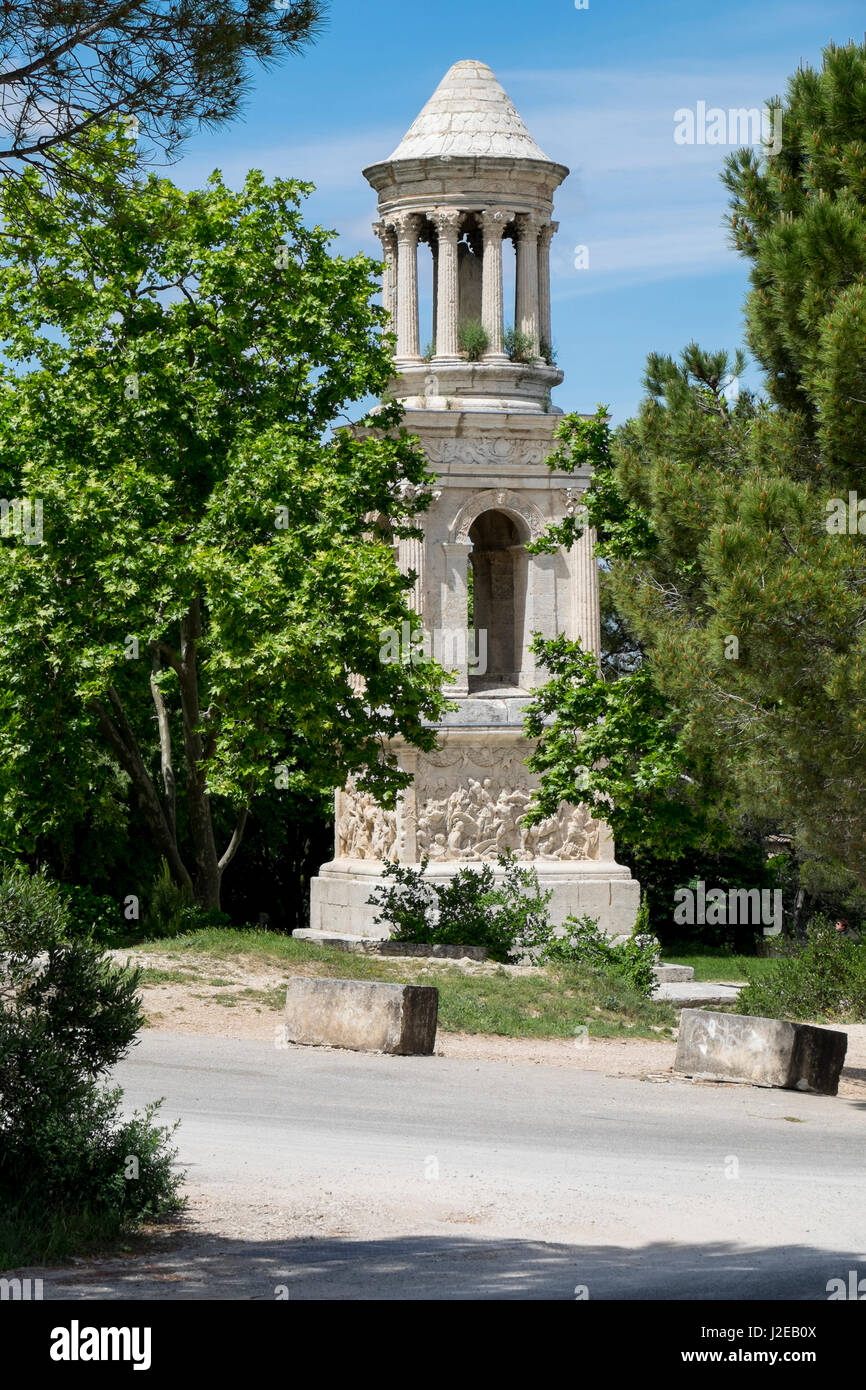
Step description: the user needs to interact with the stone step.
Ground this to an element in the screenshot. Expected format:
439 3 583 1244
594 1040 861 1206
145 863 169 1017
653 981 742 1009
654 962 695 984
292 930 489 961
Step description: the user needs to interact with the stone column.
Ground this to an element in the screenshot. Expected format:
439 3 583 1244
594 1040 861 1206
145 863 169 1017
515 213 542 358
441 541 472 695
390 212 423 361
570 500 602 657
373 220 398 326
398 535 424 614
431 239 439 356
481 208 512 359
537 220 557 358
432 208 463 361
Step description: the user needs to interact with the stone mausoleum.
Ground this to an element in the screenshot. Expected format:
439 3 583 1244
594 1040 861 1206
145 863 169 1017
306 60 639 940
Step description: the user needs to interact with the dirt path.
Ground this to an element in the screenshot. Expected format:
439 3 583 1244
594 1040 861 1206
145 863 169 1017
118 947 866 1097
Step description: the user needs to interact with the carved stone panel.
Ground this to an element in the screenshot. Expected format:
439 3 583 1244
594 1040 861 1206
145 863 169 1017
336 783 398 862
413 744 602 863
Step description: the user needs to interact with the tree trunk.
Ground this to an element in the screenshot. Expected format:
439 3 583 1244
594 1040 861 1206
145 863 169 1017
178 596 223 910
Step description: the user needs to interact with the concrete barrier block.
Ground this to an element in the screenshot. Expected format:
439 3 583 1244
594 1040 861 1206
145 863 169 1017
674 1009 847 1096
284 976 439 1055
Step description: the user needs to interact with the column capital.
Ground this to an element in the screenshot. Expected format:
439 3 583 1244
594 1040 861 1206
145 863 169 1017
430 207 464 239
481 206 515 237
373 219 397 247
538 220 559 249
388 211 424 243
514 210 545 242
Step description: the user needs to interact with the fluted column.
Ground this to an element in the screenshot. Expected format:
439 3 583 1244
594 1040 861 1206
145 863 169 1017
390 212 423 361
481 208 512 359
537 220 557 358
515 212 542 358
398 535 424 614
441 541 472 695
432 208 463 361
571 502 602 658
373 220 398 327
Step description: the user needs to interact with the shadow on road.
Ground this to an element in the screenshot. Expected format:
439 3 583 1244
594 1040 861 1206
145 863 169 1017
35 1232 865 1301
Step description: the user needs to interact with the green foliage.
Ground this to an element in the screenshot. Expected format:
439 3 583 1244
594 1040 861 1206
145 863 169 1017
528 44 866 900
738 918 866 1021
0 0 325 180
0 130 448 911
504 327 536 364
540 912 660 998
0 867 182 1260
458 318 489 361
60 884 123 946
368 854 553 963
524 634 733 859
539 339 558 367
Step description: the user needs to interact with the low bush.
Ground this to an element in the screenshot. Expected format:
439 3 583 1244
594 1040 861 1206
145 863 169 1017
0 866 183 1267
541 908 660 998
738 917 866 1022
143 861 230 939
368 855 552 963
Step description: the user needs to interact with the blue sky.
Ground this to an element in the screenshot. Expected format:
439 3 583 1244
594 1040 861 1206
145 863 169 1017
171 0 866 423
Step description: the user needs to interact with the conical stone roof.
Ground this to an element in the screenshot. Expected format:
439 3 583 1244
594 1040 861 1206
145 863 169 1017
386 60 553 164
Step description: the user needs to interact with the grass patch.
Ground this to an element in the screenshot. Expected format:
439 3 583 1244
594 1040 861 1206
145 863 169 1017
130 930 676 1040
138 967 198 985
662 946 779 983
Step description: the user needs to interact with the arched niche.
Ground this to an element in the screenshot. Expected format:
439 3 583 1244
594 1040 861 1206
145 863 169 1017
468 508 529 691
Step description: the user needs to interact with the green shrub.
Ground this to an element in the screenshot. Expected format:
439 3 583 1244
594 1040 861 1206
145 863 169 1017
368 854 553 963
738 917 866 1021
0 866 183 1265
504 327 536 364
61 883 123 945
141 861 230 940
540 907 660 999
458 318 489 362
539 339 558 366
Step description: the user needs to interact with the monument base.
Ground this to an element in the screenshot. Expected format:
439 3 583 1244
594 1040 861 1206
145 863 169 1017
305 857 640 942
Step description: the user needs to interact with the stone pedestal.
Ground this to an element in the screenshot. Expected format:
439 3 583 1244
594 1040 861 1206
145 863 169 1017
307 715 639 941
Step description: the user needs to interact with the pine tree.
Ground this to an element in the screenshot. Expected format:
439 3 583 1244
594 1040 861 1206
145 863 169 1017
531 42 866 898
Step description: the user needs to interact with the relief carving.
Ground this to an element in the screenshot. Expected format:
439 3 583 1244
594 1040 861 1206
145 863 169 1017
414 748 601 863
336 784 398 862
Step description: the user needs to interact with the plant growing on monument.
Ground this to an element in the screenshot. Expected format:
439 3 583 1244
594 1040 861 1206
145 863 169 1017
0 130 448 912
0 867 182 1265
458 318 489 362
503 327 536 364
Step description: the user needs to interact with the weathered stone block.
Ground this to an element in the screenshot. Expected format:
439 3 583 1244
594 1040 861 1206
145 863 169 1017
284 977 439 1056
674 1009 847 1096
